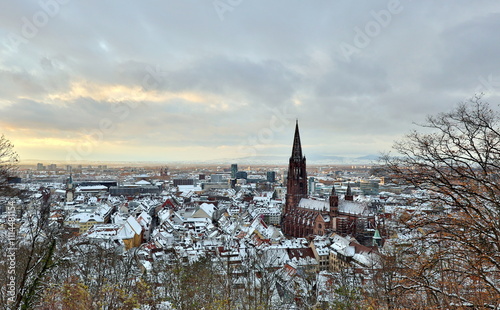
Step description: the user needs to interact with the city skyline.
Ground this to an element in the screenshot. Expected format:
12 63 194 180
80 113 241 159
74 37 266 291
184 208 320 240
1 1 500 163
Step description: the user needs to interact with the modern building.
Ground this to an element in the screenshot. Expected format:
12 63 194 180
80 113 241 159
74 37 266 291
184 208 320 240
173 179 195 186
266 171 276 183
231 164 238 179
236 171 248 180
308 177 316 195
109 185 161 196
210 174 225 183
359 179 380 195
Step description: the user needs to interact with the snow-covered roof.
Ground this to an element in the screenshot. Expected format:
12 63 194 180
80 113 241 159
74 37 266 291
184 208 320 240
330 234 352 254
117 221 136 239
352 252 378 268
199 203 216 218
96 204 112 217
316 246 330 256
141 260 152 271
178 185 202 192
339 200 367 215
253 196 271 202
126 216 143 235
298 198 329 211
298 197 369 215
76 185 108 191
86 224 121 239
137 211 152 229
67 212 104 223
135 180 151 186
261 248 289 268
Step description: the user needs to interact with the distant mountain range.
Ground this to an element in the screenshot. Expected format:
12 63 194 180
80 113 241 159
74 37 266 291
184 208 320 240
20 154 381 167
308 154 381 163
207 154 382 165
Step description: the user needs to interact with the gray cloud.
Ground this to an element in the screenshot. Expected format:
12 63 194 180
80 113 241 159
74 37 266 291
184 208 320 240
1 0 500 161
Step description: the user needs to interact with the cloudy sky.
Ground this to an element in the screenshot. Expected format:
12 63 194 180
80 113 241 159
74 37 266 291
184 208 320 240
1 1 500 163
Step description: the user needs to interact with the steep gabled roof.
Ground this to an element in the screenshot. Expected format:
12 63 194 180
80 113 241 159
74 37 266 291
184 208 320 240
126 216 143 235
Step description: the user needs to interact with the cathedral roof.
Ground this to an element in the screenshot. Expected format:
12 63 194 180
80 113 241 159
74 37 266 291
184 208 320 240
297 198 368 215
298 198 329 212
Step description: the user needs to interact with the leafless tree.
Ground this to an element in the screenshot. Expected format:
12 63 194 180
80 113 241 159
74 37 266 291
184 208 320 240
0 135 62 310
2 198 65 310
382 95 500 308
0 135 19 197
149 255 228 309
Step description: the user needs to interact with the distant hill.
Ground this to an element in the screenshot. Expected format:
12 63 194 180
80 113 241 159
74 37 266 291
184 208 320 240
213 154 382 165
21 154 382 167
355 154 381 161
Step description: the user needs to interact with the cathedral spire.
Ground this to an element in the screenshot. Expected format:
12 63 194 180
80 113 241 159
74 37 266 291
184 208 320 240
329 184 339 215
346 183 352 196
291 120 303 160
345 183 353 201
283 120 308 236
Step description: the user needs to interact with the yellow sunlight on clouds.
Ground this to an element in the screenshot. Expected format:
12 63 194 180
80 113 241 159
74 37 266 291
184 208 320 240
45 81 221 107
15 137 77 148
47 81 168 103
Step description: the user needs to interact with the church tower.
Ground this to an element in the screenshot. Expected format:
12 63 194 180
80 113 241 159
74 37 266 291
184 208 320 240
345 183 354 201
284 121 308 215
329 185 339 217
66 168 75 203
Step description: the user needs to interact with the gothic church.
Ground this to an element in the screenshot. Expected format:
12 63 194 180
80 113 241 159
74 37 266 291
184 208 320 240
281 122 370 238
